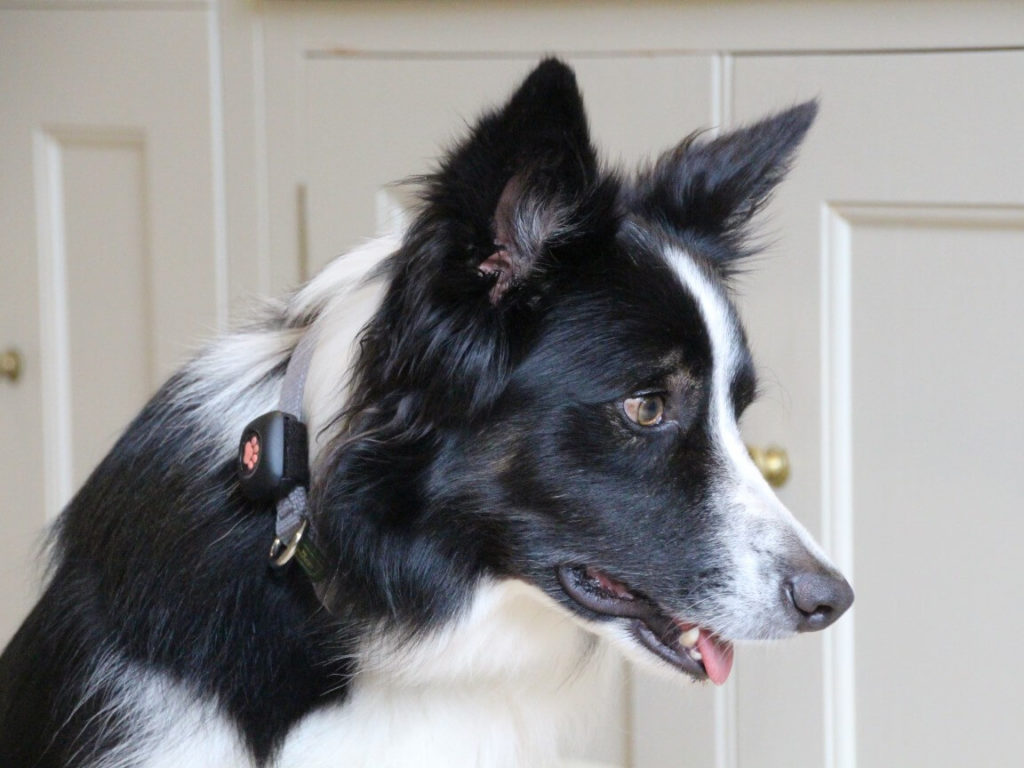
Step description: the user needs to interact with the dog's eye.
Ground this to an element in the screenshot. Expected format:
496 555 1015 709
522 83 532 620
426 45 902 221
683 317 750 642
623 395 665 427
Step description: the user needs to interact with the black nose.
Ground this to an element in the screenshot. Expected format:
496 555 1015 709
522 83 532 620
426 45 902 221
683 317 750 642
785 571 854 632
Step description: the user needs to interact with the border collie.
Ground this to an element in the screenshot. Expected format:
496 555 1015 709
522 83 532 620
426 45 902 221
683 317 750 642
0 59 852 767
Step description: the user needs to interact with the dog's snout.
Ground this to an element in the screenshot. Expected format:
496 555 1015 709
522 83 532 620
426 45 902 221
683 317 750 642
784 570 854 632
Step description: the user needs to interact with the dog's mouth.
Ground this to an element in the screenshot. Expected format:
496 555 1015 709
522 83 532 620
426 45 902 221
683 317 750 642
556 565 734 685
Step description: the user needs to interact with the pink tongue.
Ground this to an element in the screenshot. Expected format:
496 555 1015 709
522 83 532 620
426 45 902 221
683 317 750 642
696 630 735 685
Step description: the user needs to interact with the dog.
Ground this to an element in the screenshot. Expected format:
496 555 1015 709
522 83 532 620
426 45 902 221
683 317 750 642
0 58 852 767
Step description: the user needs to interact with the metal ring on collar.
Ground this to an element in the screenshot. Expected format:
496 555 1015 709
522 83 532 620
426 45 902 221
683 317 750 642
269 518 308 567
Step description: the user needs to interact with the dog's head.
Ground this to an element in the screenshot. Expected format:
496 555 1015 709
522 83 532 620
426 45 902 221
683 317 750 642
314 59 852 684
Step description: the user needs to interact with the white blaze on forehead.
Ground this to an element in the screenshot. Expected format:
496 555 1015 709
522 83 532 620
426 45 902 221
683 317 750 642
664 248 748 465
664 247 833 579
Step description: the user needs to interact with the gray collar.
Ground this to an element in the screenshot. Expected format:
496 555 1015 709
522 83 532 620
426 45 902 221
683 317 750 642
238 327 327 582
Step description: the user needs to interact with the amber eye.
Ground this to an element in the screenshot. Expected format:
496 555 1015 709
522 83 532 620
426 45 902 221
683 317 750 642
623 394 665 427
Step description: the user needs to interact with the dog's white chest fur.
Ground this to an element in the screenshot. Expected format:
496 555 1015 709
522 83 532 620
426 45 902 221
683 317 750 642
131 581 611 768
279 582 611 767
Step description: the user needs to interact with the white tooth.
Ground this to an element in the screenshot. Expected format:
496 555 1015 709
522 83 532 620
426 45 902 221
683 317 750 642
679 627 700 648
689 650 703 662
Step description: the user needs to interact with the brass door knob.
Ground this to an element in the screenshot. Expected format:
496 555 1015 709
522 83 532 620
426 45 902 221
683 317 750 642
1 348 23 382
747 444 790 488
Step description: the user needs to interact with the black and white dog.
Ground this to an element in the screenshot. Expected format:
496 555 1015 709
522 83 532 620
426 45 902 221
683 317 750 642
0 59 852 767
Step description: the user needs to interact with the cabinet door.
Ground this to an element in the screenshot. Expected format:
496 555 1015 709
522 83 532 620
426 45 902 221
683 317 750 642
0 7 222 642
730 51 1024 768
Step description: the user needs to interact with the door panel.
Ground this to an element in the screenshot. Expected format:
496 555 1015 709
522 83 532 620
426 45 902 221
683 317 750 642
0 8 220 643
48 132 155 490
731 51 1024 768
847 207 1023 767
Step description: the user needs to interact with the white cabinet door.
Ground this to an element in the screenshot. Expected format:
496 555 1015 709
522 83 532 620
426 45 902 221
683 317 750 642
0 7 223 643
729 51 1024 768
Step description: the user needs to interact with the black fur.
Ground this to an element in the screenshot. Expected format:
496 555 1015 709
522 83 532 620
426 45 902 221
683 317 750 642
0 58 818 766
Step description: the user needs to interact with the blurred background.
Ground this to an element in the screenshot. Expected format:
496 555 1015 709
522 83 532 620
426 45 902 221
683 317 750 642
2 1 1022 766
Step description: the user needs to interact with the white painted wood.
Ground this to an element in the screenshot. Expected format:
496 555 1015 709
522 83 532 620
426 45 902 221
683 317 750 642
214 0 273 305
0 6 222 642
259 0 1024 57
840 204 1023 768
731 51 1024 768
35 129 155 501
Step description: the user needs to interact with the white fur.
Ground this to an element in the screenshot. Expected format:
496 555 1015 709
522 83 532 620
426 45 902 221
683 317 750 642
179 236 397 469
279 581 611 768
298 236 396 463
182 327 297 462
667 248 838 639
68 653 244 768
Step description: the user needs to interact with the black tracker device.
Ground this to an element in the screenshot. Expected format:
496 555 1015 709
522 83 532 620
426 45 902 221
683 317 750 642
237 411 310 501
234 326 326 582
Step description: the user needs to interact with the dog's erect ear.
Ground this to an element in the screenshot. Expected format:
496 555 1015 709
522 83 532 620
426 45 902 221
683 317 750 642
426 57 601 303
346 59 613 426
633 101 817 259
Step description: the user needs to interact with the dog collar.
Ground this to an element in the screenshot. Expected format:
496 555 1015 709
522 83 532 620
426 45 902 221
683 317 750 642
237 328 327 582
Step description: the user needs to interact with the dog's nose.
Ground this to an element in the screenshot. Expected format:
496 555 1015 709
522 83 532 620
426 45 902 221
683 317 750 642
785 571 854 632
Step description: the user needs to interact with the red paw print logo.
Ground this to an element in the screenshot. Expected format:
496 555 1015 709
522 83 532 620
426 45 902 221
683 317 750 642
242 435 260 473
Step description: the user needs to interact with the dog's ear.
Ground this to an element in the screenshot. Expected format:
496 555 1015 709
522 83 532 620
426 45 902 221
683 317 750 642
425 57 603 303
346 59 616 425
632 101 817 261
